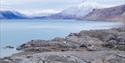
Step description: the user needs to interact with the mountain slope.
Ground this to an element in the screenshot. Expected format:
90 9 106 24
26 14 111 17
0 11 28 19
49 4 94 19
1 4 124 21
83 4 125 21
49 1 111 20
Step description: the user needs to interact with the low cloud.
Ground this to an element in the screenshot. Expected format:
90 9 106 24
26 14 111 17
1 0 124 14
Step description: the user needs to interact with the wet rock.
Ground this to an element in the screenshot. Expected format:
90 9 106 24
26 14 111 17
4 46 14 49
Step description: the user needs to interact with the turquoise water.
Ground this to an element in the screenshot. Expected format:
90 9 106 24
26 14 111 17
0 19 122 57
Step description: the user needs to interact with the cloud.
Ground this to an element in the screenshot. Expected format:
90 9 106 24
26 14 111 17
17 9 61 16
78 0 125 8
1 0 124 15
1 0 83 5
1 0 83 11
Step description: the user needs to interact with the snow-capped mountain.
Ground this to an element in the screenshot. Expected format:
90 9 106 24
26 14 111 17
0 11 28 19
49 1 102 19
1 0 124 21
49 7 93 19
49 0 125 21
0 10 58 19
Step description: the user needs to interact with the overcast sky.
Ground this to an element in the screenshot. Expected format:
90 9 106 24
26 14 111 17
1 0 125 14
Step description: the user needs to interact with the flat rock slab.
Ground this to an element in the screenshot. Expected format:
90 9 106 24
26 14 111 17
8 50 125 63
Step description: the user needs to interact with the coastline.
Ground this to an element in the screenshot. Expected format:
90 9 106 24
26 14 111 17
0 1 125 63
1 19 123 58
1 25 125 63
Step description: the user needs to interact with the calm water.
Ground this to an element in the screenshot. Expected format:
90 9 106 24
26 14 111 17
0 19 122 57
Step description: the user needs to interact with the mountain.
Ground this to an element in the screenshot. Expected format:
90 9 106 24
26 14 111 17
28 13 55 19
49 1 108 19
49 3 94 19
82 4 125 21
50 3 125 21
1 4 125 21
0 11 28 19
0 11 52 19
31 16 48 19
49 7 93 19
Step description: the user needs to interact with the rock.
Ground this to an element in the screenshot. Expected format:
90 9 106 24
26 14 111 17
4 46 14 49
9 50 125 63
79 27 125 51
117 32 125 44
17 27 125 52
27 54 88 63
104 54 125 63
66 33 104 51
2 26 125 63
14 27 125 63
79 44 87 48
79 29 118 42
0 60 9 63
52 37 65 42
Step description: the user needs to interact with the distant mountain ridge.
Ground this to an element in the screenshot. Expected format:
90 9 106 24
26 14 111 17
0 11 49 19
83 4 125 21
0 4 125 21
48 4 94 19
0 11 28 19
49 4 125 21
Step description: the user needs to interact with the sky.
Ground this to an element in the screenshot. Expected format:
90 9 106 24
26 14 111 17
0 0 125 15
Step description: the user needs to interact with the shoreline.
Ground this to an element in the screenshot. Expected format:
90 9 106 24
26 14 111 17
1 25 125 63
0 20 123 58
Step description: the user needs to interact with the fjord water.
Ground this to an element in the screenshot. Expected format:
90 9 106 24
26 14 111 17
0 19 122 57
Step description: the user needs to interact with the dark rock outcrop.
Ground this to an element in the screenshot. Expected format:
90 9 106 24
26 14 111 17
79 27 125 51
4 46 14 49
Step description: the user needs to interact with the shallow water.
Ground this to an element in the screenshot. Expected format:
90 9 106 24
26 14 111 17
0 19 122 57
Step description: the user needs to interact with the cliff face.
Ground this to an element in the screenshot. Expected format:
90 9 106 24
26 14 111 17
83 4 125 21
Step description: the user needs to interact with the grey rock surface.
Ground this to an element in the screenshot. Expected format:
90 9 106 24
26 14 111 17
2 27 125 63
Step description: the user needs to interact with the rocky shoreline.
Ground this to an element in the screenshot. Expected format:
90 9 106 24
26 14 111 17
1 26 125 63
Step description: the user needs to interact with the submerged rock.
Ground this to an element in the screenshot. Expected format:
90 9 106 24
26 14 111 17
4 46 14 49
